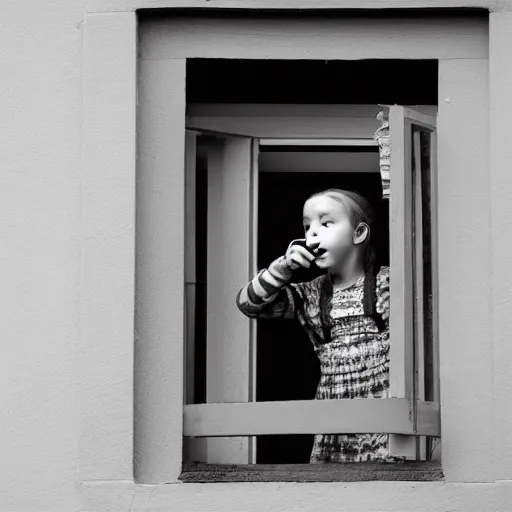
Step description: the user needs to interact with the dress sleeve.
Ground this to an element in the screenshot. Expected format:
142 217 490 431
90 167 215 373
236 255 306 319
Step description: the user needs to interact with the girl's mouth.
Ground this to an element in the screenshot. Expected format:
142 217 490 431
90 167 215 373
314 248 327 259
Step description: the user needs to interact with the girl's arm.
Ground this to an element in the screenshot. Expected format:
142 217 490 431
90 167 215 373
236 255 305 319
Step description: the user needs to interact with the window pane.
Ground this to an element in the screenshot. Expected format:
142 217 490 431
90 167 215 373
194 140 208 405
419 130 435 403
184 135 208 406
412 126 438 461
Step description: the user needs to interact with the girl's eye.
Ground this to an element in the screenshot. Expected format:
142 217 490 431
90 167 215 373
304 225 310 232
322 221 333 227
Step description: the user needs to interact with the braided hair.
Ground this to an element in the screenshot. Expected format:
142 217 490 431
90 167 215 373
312 189 384 344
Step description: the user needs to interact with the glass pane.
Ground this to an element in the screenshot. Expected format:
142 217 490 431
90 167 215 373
185 135 208 405
412 126 437 461
419 130 435 404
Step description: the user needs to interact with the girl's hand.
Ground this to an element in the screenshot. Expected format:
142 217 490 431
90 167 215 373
285 239 317 270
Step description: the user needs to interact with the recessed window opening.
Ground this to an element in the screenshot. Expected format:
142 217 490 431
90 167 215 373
184 58 439 465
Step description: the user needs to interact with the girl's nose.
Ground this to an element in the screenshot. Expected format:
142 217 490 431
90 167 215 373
307 227 318 238
305 234 320 249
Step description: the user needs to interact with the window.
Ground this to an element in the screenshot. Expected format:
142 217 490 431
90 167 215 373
180 59 440 479
123 12 492 485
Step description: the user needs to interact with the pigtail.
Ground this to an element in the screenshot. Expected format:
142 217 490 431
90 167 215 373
319 274 333 344
363 245 377 317
364 244 386 333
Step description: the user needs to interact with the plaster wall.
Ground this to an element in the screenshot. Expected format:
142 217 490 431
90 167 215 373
3 4 512 512
1 2 82 512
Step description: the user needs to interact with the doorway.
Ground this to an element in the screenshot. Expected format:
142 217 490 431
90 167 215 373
256 143 388 462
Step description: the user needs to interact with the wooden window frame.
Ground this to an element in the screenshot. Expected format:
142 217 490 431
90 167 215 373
78 7 496 495
116 12 491 485
182 104 440 470
180 461 444 483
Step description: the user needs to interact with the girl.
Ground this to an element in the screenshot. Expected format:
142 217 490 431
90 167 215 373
236 189 391 463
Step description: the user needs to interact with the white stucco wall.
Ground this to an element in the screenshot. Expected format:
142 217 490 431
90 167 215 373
3 3 512 512
1 2 82 512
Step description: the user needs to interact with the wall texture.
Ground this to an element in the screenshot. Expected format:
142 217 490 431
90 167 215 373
1 2 82 512
3 3 512 512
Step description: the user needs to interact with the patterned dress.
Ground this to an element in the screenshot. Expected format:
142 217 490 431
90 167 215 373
237 255 390 463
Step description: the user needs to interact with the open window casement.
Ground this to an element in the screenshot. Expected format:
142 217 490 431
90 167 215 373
184 129 259 464
183 105 440 465
383 106 440 458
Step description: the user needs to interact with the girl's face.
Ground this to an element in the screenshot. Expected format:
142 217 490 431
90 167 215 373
302 194 357 270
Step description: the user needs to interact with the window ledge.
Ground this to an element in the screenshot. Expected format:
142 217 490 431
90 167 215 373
180 461 443 483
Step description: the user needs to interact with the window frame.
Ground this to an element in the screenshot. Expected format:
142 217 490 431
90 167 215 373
182 104 440 467
80 10 493 487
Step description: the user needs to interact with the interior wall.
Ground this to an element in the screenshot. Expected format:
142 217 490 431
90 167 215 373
259 150 379 173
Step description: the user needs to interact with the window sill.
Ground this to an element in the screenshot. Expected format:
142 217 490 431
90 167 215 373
180 461 443 483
